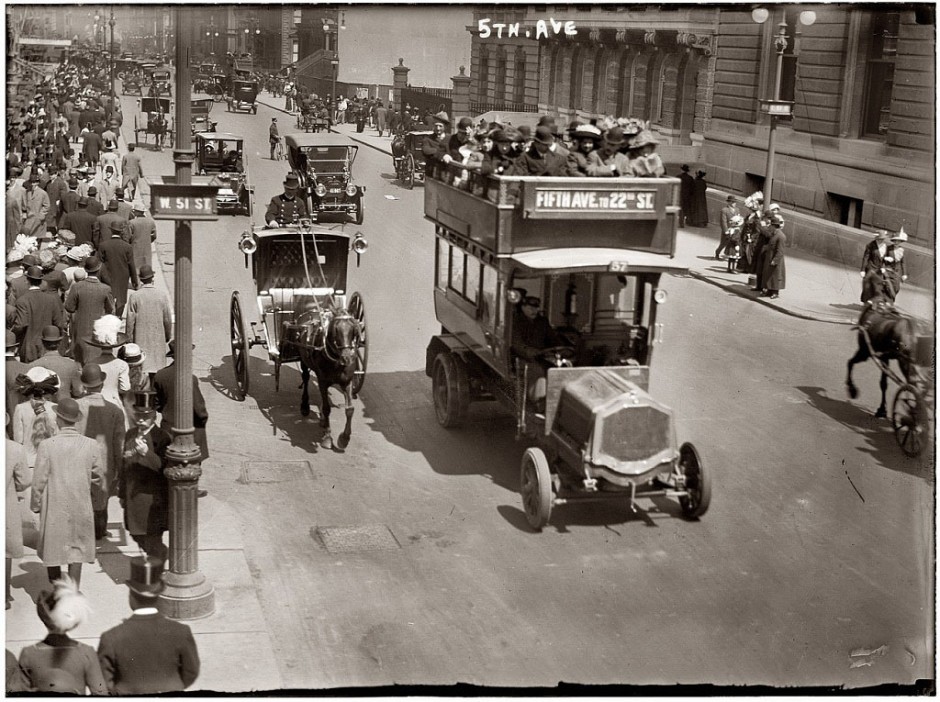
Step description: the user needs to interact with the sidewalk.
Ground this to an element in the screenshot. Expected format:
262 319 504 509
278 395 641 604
256 94 933 328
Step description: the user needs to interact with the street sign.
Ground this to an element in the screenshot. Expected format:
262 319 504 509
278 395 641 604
150 183 220 221
760 99 794 116
330 59 339 66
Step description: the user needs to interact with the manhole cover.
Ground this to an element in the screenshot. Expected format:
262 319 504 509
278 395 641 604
242 461 311 483
313 524 401 553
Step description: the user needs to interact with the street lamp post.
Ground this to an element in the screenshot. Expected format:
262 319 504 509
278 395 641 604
751 8 815 206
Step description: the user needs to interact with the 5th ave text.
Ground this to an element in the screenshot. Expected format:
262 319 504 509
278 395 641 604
478 17 577 39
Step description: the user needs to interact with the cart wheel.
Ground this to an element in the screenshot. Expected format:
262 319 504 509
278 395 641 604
520 447 553 531
405 153 415 190
348 292 368 398
893 384 926 457
432 352 469 428
354 196 364 225
230 291 250 400
677 442 710 519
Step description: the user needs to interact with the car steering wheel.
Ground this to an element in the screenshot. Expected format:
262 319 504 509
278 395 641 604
540 345 576 367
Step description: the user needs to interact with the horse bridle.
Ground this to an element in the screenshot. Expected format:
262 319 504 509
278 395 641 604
322 312 361 363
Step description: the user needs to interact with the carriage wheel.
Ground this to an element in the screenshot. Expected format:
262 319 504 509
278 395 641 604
348 292 368 398
432 352 469 428
354 196 364 225
230 291 250 400
893 384 927 457
404 153 415 190
677 442 710 519
520 447 553 531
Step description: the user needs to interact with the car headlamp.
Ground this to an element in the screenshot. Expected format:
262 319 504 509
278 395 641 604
345 183 358 197
315 183 327 197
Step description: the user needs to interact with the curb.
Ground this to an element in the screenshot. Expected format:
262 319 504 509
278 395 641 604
686 270 854 326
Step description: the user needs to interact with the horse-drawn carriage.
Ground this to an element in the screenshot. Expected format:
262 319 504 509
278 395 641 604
226 79 259 114
191 97 217 135
285 134 366 225
297 104 330 133
231 221 369 449
423 162 711 530
391 130 433 189
134 96 173 149
194 132 253 216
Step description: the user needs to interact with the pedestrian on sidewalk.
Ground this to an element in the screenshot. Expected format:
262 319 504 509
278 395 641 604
26 325 82 402
715 195 739 259
65 256 115 365
761 213 787 299
97 556 201 694
125 264 172 385
688 170 709 227
17 576 107 694
859 229 891 304
12 366 59 469
127 204 156 271
75 362 126 541
269 118 279 160
120 392 170 561
98 221 139 316
678 164 694 228
121 144 143 202
31 397 105 589
375 100 387 138
6 413 30 610
881 228 909 303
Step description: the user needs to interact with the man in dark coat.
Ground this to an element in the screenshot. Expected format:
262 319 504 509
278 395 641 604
153 341 210 497
26 325 82 401
99 221 139 315
264 173 308 227
64 256 115 364
120 392 170 560
12 266 67 363
507 126 574 177
420 121 447 162
94 199 127 249
61 195 97 248
97 557 200 694
85 187 105 217
678 164 694 228
440 116 477 166
56 177 81 229
761 214 787 299
5 332 28 437
81 128 103 170
859 229 891 304
688 170 709 227
126 204 157 270
44 166 69 233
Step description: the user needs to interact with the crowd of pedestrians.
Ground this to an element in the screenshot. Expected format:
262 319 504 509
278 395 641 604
5 51 204 694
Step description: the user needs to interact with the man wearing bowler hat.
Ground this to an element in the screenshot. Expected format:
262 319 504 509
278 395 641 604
97 556 201 694
120 391 171 561
65 256 115 364
12 265 66 363
75 362 126 541
31 397 105 589
154 340 210 498
26 325 82 401
264 172 308 227
93 198 125 250
62 196 96 248
98 220 139 316
125 264 172 381
508 125 575 177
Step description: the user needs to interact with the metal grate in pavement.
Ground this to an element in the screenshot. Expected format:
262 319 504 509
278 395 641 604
313 524 401 553
241 461 312 483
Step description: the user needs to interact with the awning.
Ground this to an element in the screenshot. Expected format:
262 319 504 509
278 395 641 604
505 248 689 274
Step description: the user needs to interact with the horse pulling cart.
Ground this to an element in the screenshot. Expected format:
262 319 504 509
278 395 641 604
134 97 173 149
423 162 711 530
231 221 370 450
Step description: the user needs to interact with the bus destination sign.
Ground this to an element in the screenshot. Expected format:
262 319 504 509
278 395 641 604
534 188 656 213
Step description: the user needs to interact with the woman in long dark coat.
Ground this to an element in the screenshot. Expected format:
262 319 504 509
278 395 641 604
688 170 709 226
761 215 787 299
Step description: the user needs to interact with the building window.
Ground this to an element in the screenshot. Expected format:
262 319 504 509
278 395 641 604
513 49 526 104
825 192 864 229
593 48 608 114
479 49 490 101
548 44 562 106
494 49 507 103
570 45 584 111
862 11 899 137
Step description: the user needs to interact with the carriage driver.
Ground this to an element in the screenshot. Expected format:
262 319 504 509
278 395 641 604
265 173 309 228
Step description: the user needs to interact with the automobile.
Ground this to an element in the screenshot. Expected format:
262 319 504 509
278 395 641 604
286 133 365 225
226 79 258 114
193 132 253 216
149 68 172 97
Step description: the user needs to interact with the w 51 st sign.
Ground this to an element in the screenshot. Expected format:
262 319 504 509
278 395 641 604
150 184 219 221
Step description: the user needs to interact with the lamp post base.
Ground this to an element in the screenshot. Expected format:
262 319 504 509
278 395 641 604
159 571 215 620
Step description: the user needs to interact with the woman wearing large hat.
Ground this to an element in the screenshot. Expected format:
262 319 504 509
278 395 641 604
567 124 602 176
12 367 60 469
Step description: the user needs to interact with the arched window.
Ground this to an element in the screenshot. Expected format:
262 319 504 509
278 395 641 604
616 49 635 116
494 48 507 103
570 45 584 112
478 48 490 101
593 47 609 114
547 43 562 107
513 47 526 104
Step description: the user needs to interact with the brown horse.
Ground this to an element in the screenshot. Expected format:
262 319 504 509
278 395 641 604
846 296 915 418
288 308 363 451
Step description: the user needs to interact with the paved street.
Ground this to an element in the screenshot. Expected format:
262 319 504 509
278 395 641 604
6 87 932 691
